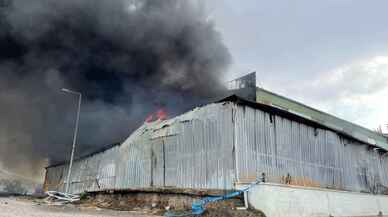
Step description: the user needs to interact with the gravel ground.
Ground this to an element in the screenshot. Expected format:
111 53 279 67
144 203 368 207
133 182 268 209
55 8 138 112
0 197 158 217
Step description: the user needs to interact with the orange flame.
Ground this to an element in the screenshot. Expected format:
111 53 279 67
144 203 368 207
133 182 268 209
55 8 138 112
156 109 167 120
145 109 167 123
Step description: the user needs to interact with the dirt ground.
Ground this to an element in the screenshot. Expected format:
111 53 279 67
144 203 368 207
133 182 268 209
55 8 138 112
0 197 157 217
0 196 264 217
85 191 264 217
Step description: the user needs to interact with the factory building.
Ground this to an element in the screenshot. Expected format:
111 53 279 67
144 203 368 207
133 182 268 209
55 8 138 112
44 75 388 196
43 74 388 216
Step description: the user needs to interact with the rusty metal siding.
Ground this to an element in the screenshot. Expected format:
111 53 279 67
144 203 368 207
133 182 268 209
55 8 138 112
45 101 388 194
45 164 66 192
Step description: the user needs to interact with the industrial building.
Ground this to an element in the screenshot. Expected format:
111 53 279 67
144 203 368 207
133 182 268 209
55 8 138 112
44 74 388 216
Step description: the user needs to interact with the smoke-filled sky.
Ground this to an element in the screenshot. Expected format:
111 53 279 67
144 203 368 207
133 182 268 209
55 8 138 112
208 0 388 133
1 0 388 181
0 0 230 179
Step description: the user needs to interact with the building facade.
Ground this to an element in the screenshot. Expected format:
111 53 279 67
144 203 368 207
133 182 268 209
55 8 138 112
45 95 388 195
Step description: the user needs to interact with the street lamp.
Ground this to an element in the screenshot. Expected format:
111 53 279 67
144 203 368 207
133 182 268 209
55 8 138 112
61 88 82 194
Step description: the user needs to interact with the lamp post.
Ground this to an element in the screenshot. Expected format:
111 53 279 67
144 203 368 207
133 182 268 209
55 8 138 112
61 88 82 194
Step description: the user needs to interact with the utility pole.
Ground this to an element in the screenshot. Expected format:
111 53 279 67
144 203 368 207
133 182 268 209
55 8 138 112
61 88 82 194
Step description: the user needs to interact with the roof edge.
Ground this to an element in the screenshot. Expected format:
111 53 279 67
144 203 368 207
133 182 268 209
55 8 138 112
220 95 388 151
257 87 386 140
46 142 121 169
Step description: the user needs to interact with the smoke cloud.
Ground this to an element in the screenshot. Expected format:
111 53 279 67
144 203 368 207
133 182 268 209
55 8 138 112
0 0 230 179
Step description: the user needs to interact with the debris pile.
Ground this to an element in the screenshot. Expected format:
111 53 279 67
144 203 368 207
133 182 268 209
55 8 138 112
44 191 80 205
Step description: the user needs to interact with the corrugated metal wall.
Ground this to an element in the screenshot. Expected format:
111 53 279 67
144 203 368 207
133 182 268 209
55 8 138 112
234 105 388 193
45 102 388 194
45 146 120 193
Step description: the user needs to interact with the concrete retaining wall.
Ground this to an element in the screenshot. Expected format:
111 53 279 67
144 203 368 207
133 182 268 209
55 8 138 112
241 183 388 217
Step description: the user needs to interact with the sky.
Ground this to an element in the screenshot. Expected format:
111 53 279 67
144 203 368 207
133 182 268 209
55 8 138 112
206 0 388 132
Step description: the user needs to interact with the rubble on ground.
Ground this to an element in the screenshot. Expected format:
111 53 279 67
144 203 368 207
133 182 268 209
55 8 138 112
77 191 264 217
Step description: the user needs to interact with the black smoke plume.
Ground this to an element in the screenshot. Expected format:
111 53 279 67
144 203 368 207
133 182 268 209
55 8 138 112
0 0 230 179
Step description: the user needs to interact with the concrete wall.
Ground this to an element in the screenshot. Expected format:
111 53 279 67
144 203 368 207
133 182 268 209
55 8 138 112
243 183 388 217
